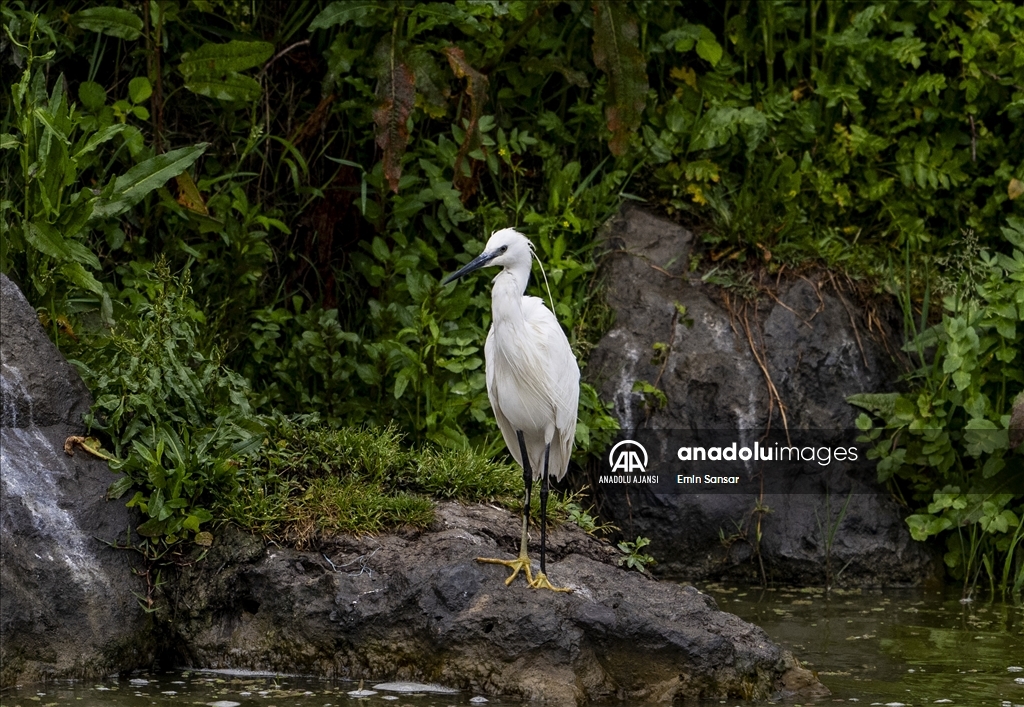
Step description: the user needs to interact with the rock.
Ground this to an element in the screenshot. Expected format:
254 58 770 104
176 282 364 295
1010 391 1024 450
586 205 940 586
0 273 153 686
165 503 826 704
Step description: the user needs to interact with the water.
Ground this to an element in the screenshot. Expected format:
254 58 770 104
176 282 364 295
1 588 1021 706
0 673 507 707
703 583 1024 705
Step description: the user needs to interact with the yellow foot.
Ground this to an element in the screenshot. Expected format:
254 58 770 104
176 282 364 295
530 571 573 593
476 553 534 586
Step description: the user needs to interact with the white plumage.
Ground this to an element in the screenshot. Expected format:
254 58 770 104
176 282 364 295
484 243 579 481
443 227 580 592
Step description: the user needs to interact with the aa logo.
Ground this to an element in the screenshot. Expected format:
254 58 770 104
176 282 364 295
608 440 648 474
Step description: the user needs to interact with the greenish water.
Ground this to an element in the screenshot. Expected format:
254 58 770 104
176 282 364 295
0 673 507 707
702 584 1024 705
1 586 1021 706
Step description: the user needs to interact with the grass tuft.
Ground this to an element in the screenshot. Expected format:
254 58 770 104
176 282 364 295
222 415 522 544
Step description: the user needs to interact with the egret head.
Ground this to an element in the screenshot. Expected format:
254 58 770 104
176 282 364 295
442 228 533 284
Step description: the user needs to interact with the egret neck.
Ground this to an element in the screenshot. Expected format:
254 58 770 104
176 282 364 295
490 259 530 328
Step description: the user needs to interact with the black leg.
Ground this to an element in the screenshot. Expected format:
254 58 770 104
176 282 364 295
517 431 532 557
540 442 551 575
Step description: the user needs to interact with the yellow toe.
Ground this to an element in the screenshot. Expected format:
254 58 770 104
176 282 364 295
476 553 535 586
529 571 572 593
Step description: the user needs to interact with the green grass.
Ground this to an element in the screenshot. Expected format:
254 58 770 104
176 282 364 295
221 416 523 543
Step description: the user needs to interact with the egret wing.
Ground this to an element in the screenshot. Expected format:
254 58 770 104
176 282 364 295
484 327 524 468
522 297 580 480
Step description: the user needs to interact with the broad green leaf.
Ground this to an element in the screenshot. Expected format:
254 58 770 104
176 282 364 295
0 134 19 150
982 455 1006 479
78 81 107 111
665 102 689 133
24 221 73 260
128 76 152 103
121 125 145 158
394 369 410 399
696 35 723 66
952 370 971 391
178 40 274 77
942 353 963 374
106 476 134 500
33 108 70 145
93 144 208 219
893 395 917 421
1002 217 1024 249
309 1 379 30
61 262 103 295
73 7 143 40
73 123 127 160
184 73 262 102
136 517 168 537
148 488 166 520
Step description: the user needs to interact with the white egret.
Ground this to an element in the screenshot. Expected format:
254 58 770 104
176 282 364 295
443 228 580 592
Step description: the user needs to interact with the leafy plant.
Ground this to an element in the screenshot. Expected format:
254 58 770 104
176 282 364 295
5 0 1023 576
0 29 204 324
617 535 656 572
565 499 617 536
850 219 1024 595
72 261 263 550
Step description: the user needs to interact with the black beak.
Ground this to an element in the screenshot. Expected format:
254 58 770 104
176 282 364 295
442 249 500 285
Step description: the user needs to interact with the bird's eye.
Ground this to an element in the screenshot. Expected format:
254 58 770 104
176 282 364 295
500 245 508 253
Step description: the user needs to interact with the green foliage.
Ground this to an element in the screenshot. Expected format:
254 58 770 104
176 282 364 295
849 220 1024 594
617 536 655 571
225 415 520 541
4 0 1022 577
179 40 274 102
565 499 616 536
0 45 203 319
71 262 262 549
643 1 1024 273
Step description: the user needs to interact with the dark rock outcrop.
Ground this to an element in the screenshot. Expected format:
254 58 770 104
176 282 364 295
165 503 825 704
0 273 153 686
0 272 829 702
586 205 940 586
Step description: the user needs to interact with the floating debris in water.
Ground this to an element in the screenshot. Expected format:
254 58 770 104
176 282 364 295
934 700 953 704
207 702 242 707
348 689 378 697
1009 667 1024 672
470 697 488 703
129 678 150 685
381 696 399 701
374 682 459 694
195 668 293 677
1015 677 1024 685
